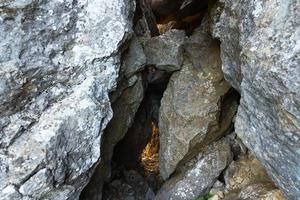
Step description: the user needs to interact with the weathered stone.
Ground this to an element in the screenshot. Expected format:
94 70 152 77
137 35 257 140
159 19 235 179
80 73 145 200
135 0 159 36
123 37 147 78
212 0 300 198
213 184 286 200
209 154 286 200
144 30 186 72
155 139 232 200
223 154 271 192
0 0 134 199
103 170 155 200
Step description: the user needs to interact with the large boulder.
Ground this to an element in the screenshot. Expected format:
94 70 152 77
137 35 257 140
155 139 232 200
211 0 300 198
0 0 134 199
158 19 237 179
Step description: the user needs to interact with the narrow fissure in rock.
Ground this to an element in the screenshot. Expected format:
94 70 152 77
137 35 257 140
102 69 171 199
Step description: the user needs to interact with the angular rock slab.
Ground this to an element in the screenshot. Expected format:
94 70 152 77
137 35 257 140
144 30 186 72
212 0 300 198
0 0 134 199
158 21 233 179
155 139 232 200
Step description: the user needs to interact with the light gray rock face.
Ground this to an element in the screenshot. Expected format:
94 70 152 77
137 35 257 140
81 73 145 200
159 20 236 179
155 139 232 200
144 30 186 72
212 0 300 198
0 0 134 199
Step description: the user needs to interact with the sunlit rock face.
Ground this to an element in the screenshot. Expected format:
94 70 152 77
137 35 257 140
209 154 286 200
155 139 232 200
212 0 300 198
0 0 134 199
158 18 236 180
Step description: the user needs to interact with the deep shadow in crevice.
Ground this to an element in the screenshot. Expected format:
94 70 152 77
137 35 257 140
108 69 171 193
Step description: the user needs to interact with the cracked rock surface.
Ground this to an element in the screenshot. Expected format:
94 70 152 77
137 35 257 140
158 18 236 179
0 0 134 199
211 0 300 198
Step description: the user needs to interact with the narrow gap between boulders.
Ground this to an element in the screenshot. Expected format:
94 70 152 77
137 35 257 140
102 68 170 199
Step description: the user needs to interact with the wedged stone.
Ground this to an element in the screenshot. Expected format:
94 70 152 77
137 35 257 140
0 0 134 199
158 19 235 179
123 37 147 78
211 0 300 198
155 139 232 200
210 154 286 200
144 30 186 72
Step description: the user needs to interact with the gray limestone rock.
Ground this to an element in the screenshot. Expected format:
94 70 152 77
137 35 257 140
0 0 135 199
212 0 300 198
155 139 232 200
144 30 186 72
123 37 147 78
81 73 145 200
158 19 235 179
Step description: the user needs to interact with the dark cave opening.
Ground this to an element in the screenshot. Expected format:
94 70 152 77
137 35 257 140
101 69 171 199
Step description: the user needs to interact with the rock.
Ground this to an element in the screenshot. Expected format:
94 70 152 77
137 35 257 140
80 74 145 200
0 0 134 199
212 0 300 198
209 181 225 196
144 30 186 72
103 179 135 200
239 184 285 200
159 19 236 179
135 0 160 36
81 34 147 200
103 170 155 200
223 154 270 192
123 37 147 78
209 154 286 200
155 139 232 200
219 183 286 200
238 183 286 200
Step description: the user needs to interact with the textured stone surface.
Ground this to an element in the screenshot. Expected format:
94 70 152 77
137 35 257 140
144 30 186 72
210 154 286 200
123 36 147 78
0 0 134 199
212 0 300 198
75 35 146 200
159 20 235 179
103 170 155 200
155 139 232 200
80 73 145 200
223 154 271 192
